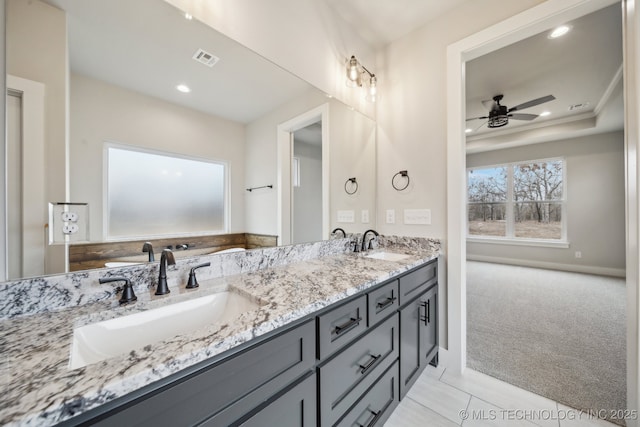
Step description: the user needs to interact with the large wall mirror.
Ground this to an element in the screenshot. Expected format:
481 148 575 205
4 0 377 282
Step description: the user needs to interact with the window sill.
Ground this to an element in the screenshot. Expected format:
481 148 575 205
466 237 570 249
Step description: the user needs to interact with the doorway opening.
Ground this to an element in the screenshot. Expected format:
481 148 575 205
5 75 46 280
292 120 323 244
277 104 329 246
446 0 638 420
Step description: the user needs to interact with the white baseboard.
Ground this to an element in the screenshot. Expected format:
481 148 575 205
467 254 625 278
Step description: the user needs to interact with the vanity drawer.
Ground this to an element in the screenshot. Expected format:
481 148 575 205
336 360 399 427
317 295 367 360
367 279 399 327
398 261 437 306
318 314 399 427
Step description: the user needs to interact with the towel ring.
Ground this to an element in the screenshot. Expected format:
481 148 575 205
392 170 410 191
345 177 358 195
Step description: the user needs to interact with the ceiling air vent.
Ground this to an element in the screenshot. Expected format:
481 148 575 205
192 49 220 67
568 102 589 111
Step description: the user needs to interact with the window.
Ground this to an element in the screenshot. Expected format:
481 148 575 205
467 158 565 241
106 144 227 239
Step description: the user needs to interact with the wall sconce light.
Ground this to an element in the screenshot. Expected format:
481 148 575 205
346 55 378 102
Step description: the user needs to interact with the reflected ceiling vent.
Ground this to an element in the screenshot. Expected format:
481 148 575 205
192 49 220 67
568 102 589 111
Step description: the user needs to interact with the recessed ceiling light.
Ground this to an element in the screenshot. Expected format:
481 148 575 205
539 111 551 117
176 84 191 93
184 12 193 20
465 128 472 133
549 25 571 39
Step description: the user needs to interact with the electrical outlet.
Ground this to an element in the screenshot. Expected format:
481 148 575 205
62 223 80 234
361 210 369 224
61 211 79 222
386 209 395 224
575 251 582 259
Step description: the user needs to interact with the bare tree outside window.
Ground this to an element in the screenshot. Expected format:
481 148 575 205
468 166 507 237
467 159 564 240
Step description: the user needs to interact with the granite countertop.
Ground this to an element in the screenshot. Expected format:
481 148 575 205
0 238 440 426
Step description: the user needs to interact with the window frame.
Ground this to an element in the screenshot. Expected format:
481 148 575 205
466 156 567 247
103 141 230 240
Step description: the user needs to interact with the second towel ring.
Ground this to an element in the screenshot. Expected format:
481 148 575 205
392 170 410 191
345 177 358 195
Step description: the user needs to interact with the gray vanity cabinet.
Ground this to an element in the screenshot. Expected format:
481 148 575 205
399 284 438 399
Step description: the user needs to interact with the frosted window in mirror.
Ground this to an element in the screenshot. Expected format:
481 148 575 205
106 145 226 239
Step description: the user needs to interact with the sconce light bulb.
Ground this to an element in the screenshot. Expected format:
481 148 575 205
347 56 360 82
369 75 377 96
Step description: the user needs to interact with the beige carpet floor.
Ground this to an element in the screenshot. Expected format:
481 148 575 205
466 261 626 425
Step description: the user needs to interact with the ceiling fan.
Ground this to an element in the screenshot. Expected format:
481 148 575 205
467 94 556 128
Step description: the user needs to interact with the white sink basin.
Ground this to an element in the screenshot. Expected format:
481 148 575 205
364 251 411 262
69 291 259 369
105 261 142 268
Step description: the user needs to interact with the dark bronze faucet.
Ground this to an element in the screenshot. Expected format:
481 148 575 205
331 227 346 238
142 241 154 262
99 276 137 304
361 229 379 252
155 249 175 295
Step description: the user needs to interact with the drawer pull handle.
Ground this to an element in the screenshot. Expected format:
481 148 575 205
420 300 430 325
359 409 382 427
359 354 381 374
376 296 397 310
334 317 362 335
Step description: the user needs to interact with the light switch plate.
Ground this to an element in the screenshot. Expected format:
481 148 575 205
386 209 395 224
361 209 370 224
404 209 431 225
337 210 355 223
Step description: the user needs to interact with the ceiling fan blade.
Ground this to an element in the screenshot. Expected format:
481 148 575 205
466 116 489 122
509 113 538 121
508 95 556 112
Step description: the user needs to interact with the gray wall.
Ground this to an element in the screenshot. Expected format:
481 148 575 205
467 131 625 275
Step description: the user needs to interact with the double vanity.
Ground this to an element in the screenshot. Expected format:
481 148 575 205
0 236 440 426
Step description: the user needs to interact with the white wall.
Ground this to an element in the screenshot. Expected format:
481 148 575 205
293 141 323 243
329 100 377 234
70 73 245 240
467 131 625 276
6 0 67 273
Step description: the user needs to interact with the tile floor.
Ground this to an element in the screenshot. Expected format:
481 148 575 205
385 365 619 427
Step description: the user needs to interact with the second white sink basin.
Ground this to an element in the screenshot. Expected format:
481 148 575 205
364 251 411 262
69 291 259 369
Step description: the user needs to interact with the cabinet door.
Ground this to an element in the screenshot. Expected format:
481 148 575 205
421 286 438 365
399 285 437 399
235 372 316 427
